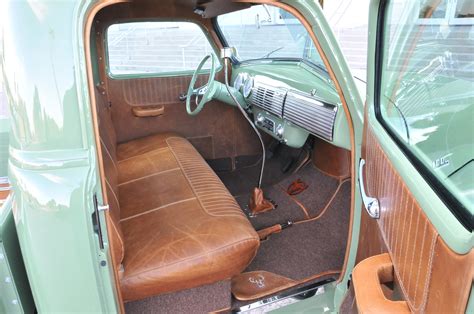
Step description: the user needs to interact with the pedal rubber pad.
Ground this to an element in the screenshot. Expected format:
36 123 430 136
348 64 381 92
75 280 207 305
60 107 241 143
287 179 308 195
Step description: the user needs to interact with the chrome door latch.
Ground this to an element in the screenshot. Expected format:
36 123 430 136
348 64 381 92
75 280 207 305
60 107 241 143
358 159 380 219
97 204 109 212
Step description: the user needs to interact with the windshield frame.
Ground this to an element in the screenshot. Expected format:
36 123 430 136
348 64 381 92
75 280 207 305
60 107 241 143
212 6 328 73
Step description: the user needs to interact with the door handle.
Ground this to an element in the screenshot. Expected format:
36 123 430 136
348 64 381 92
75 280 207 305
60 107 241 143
358 159 380 219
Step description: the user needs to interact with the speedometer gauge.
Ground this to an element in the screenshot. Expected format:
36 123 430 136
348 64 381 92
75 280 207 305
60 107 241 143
243 76 254 98
233 73 245 91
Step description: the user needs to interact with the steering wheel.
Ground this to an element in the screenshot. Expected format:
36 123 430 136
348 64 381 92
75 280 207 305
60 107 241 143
186 54 217 116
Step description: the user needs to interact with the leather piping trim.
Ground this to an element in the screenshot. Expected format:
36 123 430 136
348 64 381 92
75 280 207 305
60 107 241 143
104 177 125 260
383 229 437 312
120 197 197 222
295 178 350 225
117 146 170 163
84 1 131 312
276 184 310 218
166 137 246 219
235 0 356 283
105 178 120 210
211 306 232 314
117 167 180 186
364 123 443 312
369 130 439 311
121 238 260 279
100 137 119 173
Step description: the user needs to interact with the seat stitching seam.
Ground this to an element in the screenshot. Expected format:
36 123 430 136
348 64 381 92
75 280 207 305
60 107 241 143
120 197 197 222
100 137 118 173
165 137 242 218
117 146 170 163
104 178 125 250
105 178 120 209
118 167 180 186
122 238 259 280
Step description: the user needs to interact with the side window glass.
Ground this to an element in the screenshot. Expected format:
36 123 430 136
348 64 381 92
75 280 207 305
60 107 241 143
107 22 218 77
379 0 474 214
0 75 10 179
0 80 8 119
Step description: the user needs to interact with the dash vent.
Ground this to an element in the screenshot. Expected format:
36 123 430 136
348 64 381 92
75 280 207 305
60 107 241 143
250 82 286 117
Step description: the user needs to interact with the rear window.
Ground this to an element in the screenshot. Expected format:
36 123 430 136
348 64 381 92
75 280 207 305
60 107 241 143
107 22 218 77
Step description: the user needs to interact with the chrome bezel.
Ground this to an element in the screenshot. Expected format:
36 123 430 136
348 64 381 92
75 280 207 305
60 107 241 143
243 76 254 98
233 73 246 91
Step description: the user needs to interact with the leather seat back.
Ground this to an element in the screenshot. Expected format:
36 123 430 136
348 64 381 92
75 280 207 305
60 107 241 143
96 86 125 267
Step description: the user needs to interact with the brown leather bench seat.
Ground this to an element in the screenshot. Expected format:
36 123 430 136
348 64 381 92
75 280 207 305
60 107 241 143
96 91 259 301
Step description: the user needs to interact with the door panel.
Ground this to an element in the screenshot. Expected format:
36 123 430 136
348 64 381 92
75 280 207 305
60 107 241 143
106 74 262 161
352 0 474 312
355 124 473 313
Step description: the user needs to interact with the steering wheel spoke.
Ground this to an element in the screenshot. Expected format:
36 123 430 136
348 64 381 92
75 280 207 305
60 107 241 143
186 54 217 116
192 84 208 96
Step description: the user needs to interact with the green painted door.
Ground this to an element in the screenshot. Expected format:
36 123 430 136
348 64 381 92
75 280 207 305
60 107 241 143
353 0 473 312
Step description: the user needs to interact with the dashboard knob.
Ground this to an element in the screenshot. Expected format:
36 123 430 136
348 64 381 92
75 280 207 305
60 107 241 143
276 124 284 137
257 113 265 123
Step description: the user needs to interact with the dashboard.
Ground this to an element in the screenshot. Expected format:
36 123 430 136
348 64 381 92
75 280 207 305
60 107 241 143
231 61 350 150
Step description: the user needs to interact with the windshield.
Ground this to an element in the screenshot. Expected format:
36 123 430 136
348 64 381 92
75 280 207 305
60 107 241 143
217 5 326 70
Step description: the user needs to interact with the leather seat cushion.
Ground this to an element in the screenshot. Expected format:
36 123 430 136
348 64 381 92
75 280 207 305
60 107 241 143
116 134 259 301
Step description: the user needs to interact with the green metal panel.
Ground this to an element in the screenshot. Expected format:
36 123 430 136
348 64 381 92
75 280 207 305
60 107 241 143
276 0 365 310
231 61 351 150
1 0 119 312
0 0 364 312
0 195 35 314
0 118 8 178
466 286 474 314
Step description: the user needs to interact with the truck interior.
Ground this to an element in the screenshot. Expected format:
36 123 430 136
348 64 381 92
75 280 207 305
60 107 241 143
87 0 354 312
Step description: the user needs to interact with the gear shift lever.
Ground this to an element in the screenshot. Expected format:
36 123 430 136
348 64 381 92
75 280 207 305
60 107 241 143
221 47 274 215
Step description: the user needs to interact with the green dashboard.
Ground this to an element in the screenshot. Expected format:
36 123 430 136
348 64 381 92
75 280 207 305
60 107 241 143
230 60 350 150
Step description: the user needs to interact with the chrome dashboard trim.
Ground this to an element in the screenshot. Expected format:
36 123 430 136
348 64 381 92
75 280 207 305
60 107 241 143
283 90 337 141
249 81 286 118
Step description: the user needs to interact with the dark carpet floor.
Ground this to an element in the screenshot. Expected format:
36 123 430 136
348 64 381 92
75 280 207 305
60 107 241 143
217 156 285 196
235 163 341 230
246 181 351 280
216 142 310 197
278 164 340 217
125 280 230 314
236 185 307 230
